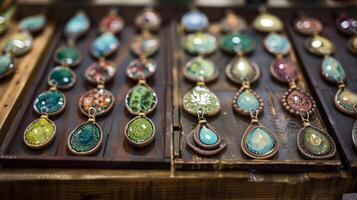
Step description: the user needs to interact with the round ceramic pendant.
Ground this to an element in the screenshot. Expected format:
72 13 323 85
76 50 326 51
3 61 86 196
91 32 119 58
295 16 322 35
297 125 336 159
125 114 155 147
220 32 255 54
270 57 298 83
3 32 33 57
68 121 103 155
183 32 217 55
131 33 159 57
220 11 247 33
181 9 209 32
281 88 316 117
19 15 46 33
33 89 66 116
225 56 260 84
100 11 124 34
23 115 56 149
320 56 345 84
0 15 8 35
183 56 218 83
126 58 157 80
0 53 15 79
252 12 283 33
347 36 357 55
182 84 220 116
48 66 76 90
54 46 82 67
85 60 116 84
125 82 158 115
134 8 161 31
79 88 114 117
233 88 264 117
334 87 357 116
264 33 290 56
65 11 90 39
305 35 335 56
336 13 357 36
241 122 279 159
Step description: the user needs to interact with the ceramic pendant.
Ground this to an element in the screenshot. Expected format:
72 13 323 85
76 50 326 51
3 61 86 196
125 81 158 115
48 66 76 90
0 53 14 79
320 56 345 84
241 120 278 159
23 113 56 149
183 32 217 55
334 86 357 116
281 88 316 117
134 8 161 31
186 119 226 156
352 118 357 150
68 108 103 156
100 10 124 34
131 32 159 57
19 15 46 33
85 60 116 84
65 11 90 39
0 15 8 35
233 87 264 117
3 32 33 57
220 11 247 33
225 56 260 84
294 16 322 35
270 57 298 83
33 88 66 116
126 58 157 80
220 32 255 54
181 9 209 32
252 12 283 33
264 33 290 56
336 13 357 36
91 32 119 58
54 46 82 67
183 83 220 116
348 36 357 54
79 87 114 117
183 56 218 83
297 124 336 159
125 113 155 147
304 35 335 56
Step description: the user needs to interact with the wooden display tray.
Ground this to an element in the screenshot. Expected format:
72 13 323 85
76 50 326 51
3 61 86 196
286 7 357 171
172 7 342 171
0 5 172 168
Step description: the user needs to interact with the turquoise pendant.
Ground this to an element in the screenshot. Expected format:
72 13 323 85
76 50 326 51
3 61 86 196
65 11 90 39
0 53 14 79
334 86 357 115
33 89 66 116
233 87 264 117
48 66 76 90
91 32 119 58
19 15 46 33
182 32 217 55
321 56 345 84
181 9 209 32
241 122 278 159
264 33 290 56
3 32 33 57
220 32 255 54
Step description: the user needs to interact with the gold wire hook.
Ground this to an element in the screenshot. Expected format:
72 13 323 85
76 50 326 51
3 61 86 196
88 107 97 122
300 110 310 127
249 108 259 123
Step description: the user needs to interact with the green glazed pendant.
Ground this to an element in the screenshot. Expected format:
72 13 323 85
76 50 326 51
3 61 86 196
334 87 357 116
0 53 14 79
183 56 218 83
125 114 155 147
321 56 345 84
183 84 220 116
305 35 335 56
233 88 264 117
297 124 336 159
23 115 56 149
220 32 255 54
33 89 66 116
225 56 260 84
182 32 217 55
125 81 158 115
54 46 81 67
48 66 76 90
3 32 33 57
252 12 283 33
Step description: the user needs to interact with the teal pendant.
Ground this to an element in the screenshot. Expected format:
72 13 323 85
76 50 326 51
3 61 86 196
220 32 255 54
48 66 76 90
241 122 278 159
321 56 345 83
54 46 81 67
334 87 357 115
3 32 33 57
197 125 219 146
233 88 264 117
0 54 14 79
33 89 66 116
65 12 90 39
182 32 217 55
68 121 103 155
19 15 46 33
91 32 119 58
264 33 290 55
225 56 260 84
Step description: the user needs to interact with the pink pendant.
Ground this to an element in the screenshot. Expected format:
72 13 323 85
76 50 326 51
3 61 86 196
270 57 298 83
100 14 124 34
85 60 116 84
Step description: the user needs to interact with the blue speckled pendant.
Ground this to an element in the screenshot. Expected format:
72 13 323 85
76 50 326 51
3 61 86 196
181 9 209 32
91 32 119 58
264 33 290 56
33 85 66 116
68 108 103 156
65 11 90 39
19 15 46 33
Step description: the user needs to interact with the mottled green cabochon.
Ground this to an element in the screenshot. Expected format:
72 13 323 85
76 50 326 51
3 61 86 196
183 85 220 116
183 32 217 55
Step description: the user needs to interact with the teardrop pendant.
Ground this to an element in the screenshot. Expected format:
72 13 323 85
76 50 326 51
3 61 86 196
91 32 119 58
334 86 357 115
320 56 345 84
125 80 158 115
65 11 90 39
125 113 155 147
225 56 260 84
233 87 264 117
68 108 103 155
23 114 56 149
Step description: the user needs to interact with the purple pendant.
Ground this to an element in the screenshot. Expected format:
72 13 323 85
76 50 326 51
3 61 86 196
270 57 298 83
336 13 357 36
